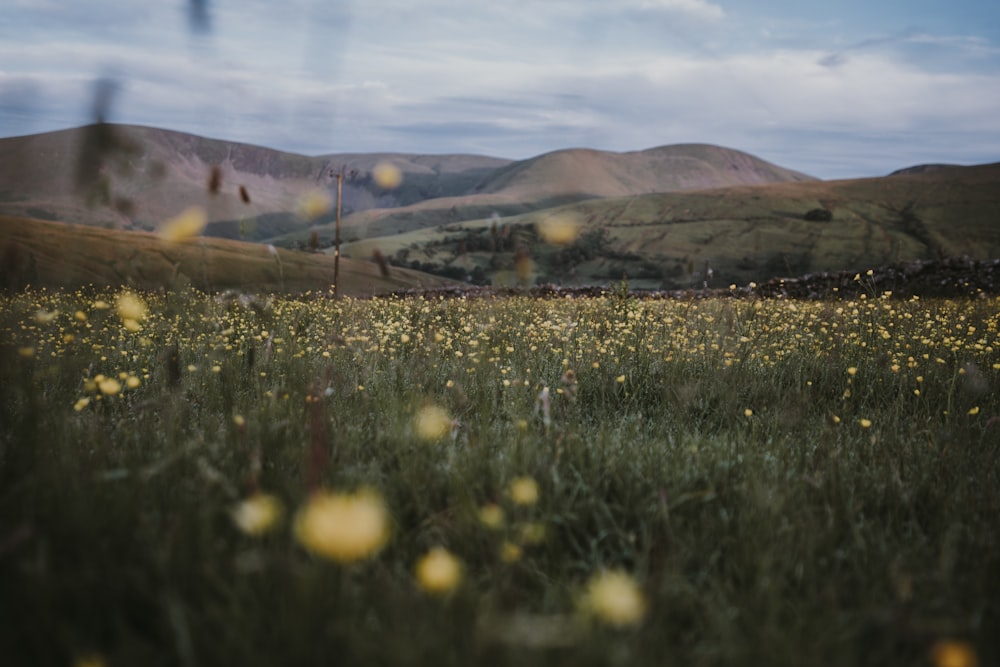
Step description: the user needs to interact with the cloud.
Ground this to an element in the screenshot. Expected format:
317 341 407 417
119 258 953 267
634 0 725 21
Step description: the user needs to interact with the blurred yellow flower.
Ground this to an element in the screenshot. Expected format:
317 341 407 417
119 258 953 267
859 418 872 429
299 189 332 220
847 366 858 376
372 161 403 189
73 397 91 412
73 654 108 667
34 309 58 324
414 546 463 595
231 493 284 536
518 521 547 545
537 214 580 245
580 569 647 628
478 503 505 529
509 476 539 506
413 404 452 442
500 541 522 563
294 489 390 563
17 346 34 358
931 640 978 667
116 291 147 323
967 406 980 416
744 408 753 417
158 206 207 242
98 378 122 396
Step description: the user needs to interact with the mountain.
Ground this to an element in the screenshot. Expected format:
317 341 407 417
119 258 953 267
0 124 513 240
473 144 814 198
0 125 814 249
4 123 994 293
270 143 817 248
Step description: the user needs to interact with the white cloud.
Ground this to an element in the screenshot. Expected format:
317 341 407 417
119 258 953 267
635 0 726 21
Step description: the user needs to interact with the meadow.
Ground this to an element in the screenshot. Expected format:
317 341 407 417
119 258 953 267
1 284 997 666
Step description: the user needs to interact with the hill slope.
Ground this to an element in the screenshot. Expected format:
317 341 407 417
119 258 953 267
271 144 817 248
341 162 1000 289
0 215 454 295
0 124 512 240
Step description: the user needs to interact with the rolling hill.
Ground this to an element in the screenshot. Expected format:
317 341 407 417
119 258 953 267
0 124 512 241
0 215 454 295
3 124 996 293
0 125 816 250
338 162 1000 289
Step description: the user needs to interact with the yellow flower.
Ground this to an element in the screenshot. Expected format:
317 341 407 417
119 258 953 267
125 375 141 389
616 374 626 384
73 397 91 412
116 291 147 323
579 569 647 628
294 489 390 563
500 541 522 563
478 503 505 529
518 521 546 545
34 309 59 324
967 406 980 416
17 346 34 358
743 408 753 417
847 367 858 376
509 476 539 506
413 404 452 442
414 546 463 595
930 640 978 667
372 161 403 189
298 189 332 220
537 214 581 245
98 378 122 395
859 418 872 429
158 206 207 242
73 654 108 667
231 493 284 536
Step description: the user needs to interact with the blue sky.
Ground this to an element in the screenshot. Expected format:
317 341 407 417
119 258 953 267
2 0 999 178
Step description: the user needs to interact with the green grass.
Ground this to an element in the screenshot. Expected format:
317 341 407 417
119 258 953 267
1 287 998 666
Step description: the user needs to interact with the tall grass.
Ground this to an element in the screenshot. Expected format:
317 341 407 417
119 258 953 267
1 287 997 666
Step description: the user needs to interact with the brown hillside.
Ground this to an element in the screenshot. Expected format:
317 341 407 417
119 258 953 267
0 215 454 295
474 143 816 198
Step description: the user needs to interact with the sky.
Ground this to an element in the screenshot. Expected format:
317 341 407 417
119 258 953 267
2 0 999 179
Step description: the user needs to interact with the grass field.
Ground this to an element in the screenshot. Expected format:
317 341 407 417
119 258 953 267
1 285 998 666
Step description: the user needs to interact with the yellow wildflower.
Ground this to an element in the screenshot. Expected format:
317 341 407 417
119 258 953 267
414 546 463 595
579 569 647 628
158 206 208 242
294 489 390 563
930 640 978 667
509 476 539 506
116 291 147 323
413 404 452 442
98 378 122 396
372 161 403 189
231 493 284 536
478 503 505 530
